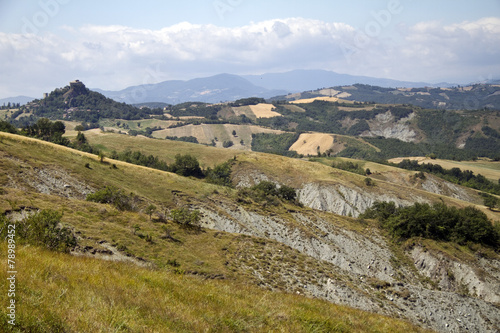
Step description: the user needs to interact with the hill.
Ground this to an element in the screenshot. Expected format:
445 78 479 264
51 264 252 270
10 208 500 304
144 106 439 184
2 131 500 331
243 69 437 92
273 83 500 110
17 80 163 127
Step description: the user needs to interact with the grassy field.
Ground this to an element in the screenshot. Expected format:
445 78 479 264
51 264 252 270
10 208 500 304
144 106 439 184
81 130 247 167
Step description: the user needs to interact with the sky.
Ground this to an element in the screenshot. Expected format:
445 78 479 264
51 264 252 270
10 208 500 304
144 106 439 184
0 0 499 98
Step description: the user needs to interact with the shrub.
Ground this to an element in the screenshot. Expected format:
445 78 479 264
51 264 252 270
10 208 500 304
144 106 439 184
169 154 203 178
362 201 500 248
238 181 297 206
170 208 200 227
364 177 374 186
1 210 77 252
86 186 135 211
223 140 234 148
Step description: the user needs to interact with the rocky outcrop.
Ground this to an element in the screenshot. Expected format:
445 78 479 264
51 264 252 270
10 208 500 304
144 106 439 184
297 182 423 217
363 111 418 142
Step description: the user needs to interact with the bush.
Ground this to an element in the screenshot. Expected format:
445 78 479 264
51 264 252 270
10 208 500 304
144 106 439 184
238 181 297 206
169 154 203 178
170 208 200 227
1 210 76 252
205 161 233 187
86 186 135 211
222 140 234 148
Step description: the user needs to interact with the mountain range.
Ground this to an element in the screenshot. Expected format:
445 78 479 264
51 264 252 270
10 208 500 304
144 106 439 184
93 70 457 105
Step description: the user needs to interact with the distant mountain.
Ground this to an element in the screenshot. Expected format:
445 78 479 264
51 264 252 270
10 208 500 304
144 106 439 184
95 74 287 104
242 69 453 92
93 71 461 105
0 96 35 106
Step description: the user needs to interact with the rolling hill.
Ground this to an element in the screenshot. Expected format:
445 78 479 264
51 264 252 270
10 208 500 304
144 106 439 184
2 127 500 331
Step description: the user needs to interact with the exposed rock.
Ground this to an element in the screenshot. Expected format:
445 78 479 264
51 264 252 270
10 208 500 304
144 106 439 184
297 182 421 217
363 111 418 142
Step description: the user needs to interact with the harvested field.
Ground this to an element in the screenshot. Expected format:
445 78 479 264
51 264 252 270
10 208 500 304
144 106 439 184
289 133 335 155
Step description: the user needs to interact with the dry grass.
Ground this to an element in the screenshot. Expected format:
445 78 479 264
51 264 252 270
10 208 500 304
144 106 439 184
0 244 431 333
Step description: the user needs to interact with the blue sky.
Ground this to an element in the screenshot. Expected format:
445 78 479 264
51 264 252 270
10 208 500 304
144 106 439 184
1 0 499 98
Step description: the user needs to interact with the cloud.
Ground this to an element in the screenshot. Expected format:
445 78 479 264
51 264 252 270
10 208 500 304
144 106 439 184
0 17 499 97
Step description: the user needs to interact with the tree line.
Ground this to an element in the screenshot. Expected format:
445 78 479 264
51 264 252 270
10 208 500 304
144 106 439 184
395 159 500 195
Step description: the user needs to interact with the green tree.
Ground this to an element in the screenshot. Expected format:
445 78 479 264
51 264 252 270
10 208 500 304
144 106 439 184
145 204 157 220
278 185 297 201
482 193 499 211
169 154 203 178
223 140 234 148
206 161 233 187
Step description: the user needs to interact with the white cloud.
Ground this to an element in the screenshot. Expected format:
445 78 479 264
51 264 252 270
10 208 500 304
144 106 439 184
0 17 499 98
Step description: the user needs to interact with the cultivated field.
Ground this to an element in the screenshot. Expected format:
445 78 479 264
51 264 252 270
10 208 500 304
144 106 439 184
289 133 335 155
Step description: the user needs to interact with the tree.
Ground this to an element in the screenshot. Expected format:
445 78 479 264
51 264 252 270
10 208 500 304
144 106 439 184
223 140 234 148
169 154 203 178
75 131 87 144
145 204 157 220
482 193 499 211
278 185 297 201
206 161 233 187
232 130 237 136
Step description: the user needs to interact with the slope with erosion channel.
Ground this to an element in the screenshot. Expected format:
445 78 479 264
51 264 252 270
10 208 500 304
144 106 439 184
3 132 500 331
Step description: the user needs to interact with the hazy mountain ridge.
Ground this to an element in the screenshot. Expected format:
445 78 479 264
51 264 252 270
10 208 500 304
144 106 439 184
92 70 461 105
94 74 288 104
0 95 35 106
